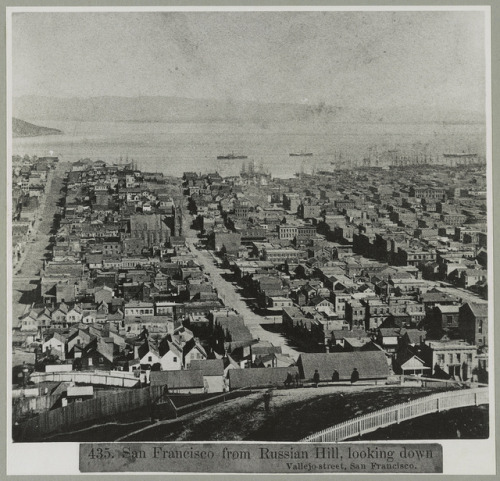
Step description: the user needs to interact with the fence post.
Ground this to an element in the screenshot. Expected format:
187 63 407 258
395 407 399 424
436 397 440 412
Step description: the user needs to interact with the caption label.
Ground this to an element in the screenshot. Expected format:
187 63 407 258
80 443 443 473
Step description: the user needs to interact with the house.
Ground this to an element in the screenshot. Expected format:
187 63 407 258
420 339 477 380
81 309 97 324
19 313 39 332
67 328 94 357
80 337 115 370
149 370 205 394
432 304 460 332
330 330 369 349
228 366 300 390
138 339 161 368
374 328 401 353
394 347 431 376
189 359 225 393
251 341 282 363
223 355 241 376
183 338 207 368
398 328 426 349
297 351 390 381
94 286 114 304
66 306 83 324
42 332 67 360
458 302 488 348
158 336 183 371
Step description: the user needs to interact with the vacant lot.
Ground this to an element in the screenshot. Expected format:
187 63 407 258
126 384 458 442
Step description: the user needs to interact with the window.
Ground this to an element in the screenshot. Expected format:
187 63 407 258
478 320 483 334
148 356 152 362
173 357 177 362
447 316 453 325
456 353 461 363
448 354 453 364
437 354 444 364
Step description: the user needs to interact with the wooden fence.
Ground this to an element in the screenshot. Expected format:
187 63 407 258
14 386 164 441
13 394 61 420
301 387 489 442
13 386 252 442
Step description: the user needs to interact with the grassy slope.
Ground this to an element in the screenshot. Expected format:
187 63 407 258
128 385 459 442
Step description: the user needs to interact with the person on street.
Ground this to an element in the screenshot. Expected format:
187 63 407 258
294 372 300 388
350 367 359 384
284 371 293 388
313 369 320 388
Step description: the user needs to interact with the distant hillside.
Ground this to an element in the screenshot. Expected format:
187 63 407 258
12 117 62 138
12 96 485 125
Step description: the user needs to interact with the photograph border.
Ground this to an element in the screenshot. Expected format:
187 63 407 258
2 1 499 478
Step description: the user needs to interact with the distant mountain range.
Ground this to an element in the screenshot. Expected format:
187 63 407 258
13 117 62 137
12 95 485 125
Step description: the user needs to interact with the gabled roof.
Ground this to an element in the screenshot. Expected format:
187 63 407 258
158 336 183 357
222 354 241 370
464 302 488 318
310 295 331 306
138 339 159 359
251 342 282 357
331 329 367 340
298 351 390 381
45 331 67 344
399 328 426 345
183 338 207 358
150 370 204 388
228 366 299 389
189 359 224 376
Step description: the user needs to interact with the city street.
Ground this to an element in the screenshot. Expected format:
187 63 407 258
12 162 68 322
182 213 301 359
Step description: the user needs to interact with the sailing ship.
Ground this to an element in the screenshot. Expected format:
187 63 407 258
289 150 313 157
217 152 248 160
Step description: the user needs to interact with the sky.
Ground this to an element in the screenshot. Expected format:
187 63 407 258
12 10 486 112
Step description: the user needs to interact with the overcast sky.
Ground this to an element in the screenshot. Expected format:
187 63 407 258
12 10 486 112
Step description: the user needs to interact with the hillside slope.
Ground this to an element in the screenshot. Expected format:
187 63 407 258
13 117 62 138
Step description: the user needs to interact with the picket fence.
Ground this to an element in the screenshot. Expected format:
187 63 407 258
302 387 489 442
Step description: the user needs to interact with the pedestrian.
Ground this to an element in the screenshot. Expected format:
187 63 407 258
350 368 359 384
263 390 271 412
313 369 320 388
284 371 293 388
294 372 300 388
332 369 339 383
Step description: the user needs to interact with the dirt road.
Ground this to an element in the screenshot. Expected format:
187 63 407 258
182 211 301 359
12 162 69 322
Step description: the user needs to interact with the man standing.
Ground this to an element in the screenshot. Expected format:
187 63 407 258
313 369 320 387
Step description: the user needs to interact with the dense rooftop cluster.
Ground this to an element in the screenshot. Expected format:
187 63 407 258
12 159 489 398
